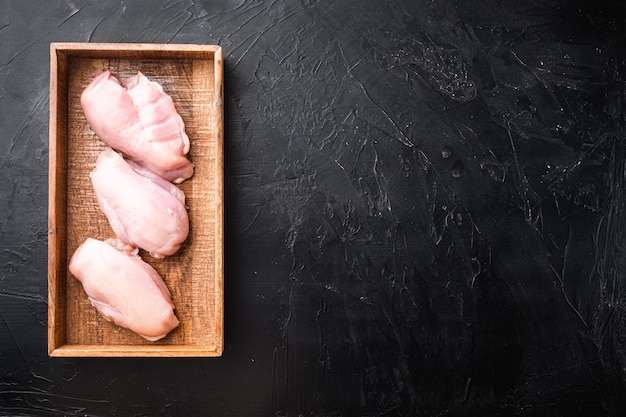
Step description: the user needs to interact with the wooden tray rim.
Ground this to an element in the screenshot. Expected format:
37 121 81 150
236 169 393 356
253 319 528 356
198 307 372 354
48 42 224 358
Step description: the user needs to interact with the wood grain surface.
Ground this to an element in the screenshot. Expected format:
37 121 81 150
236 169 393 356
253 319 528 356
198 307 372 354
48 43 223 357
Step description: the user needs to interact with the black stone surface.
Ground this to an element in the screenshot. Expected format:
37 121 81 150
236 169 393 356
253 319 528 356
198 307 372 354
2 0 626 415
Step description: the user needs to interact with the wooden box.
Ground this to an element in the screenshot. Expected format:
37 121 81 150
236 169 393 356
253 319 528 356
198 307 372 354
48 43 223 357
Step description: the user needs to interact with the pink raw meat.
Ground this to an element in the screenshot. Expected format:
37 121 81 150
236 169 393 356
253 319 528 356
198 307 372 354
90 147 189 258
69 238 179 341
81 70 194 183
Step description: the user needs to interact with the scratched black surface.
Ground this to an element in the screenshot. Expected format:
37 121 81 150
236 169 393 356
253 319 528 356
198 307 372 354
1 0 626 415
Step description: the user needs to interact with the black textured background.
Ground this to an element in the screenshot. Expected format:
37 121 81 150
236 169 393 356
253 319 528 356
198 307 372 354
2 0 626 415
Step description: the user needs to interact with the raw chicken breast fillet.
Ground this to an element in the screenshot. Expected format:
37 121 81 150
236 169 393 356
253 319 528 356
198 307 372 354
81 70 193 183
69 238 179 341
91 147 189 258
